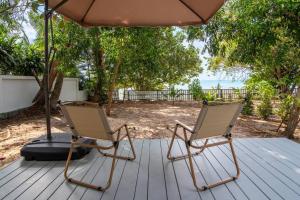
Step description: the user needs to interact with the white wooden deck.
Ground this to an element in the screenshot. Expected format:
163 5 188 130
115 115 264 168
0 138 300 200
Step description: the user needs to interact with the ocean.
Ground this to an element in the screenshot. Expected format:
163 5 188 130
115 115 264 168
177 80 245 89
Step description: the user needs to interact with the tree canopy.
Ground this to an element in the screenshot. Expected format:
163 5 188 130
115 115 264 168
187 0 300 137
192 0 300 93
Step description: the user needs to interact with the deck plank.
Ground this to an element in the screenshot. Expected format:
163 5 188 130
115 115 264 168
252 138 300 167
168 139 204 200
194 140 249 200
79 142 127 200
3 161 56 200
0 161 49 199
176 139 216 200
0 161 35 187
34 150 97 200
147 139 168 200
230 139 300 199
177 140 235 200
16 162 65 200
0 159 25 180
241 139 299 170
48 152 100 200
213 138 292 200
114 140 143 200
264 138 300 156
207 139 270 200
237 139 300 188
0 138 299 200
133 140 150 200
160 139 181 200
100 141 131 200
67 155 107 200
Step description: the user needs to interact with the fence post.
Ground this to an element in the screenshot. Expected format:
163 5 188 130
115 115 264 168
220 89 223 99
128 90 130 101
157 90 159 100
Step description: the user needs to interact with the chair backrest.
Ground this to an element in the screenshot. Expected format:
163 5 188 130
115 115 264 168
60 101 113 140
190 101 243 141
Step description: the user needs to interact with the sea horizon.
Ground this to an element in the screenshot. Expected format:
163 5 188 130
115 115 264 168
176 80 245 90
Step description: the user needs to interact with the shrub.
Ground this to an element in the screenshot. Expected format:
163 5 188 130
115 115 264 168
257 99 273 119
188 79 204 101
276 95 294 121
242 93 254 115
169 85 181 104
203 91 217 101
246 80 275 119
233 88 243 99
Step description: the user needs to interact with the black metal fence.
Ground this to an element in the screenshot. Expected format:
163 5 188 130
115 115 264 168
113 89 248 101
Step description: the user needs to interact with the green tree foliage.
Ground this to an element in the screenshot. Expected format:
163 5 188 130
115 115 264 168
203 91 217 102
276 95 294 122
115 28 202 90
188 79 204 101
169 85 181 104
241 93 254 116
0 0 43 75
247 79 275 119
0 0 40 42
187 0 300 136
0 24 43 75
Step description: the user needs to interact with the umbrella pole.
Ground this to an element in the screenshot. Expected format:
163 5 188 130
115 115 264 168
44 0 51 139
19 0 94 161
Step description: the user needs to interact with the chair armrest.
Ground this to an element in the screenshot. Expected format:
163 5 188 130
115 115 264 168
175 120 194 133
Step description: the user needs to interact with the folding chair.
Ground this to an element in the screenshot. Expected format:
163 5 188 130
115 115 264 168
59 101 136 191
167 100 244 191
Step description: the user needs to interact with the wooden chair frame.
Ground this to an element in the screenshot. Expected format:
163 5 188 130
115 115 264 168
167 102 243 191
60 102 136 191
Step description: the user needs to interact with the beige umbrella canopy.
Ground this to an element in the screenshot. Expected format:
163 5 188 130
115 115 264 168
48 0 224 26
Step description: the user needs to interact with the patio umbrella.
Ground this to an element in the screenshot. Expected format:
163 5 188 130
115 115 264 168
21 0 225 161
48 0 224 26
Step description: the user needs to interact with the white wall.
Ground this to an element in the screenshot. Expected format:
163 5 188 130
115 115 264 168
0 75 87 114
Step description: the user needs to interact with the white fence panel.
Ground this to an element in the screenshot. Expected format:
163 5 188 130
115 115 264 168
0 75 87 114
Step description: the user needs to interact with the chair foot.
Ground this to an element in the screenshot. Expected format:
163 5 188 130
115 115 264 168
168 150 204 161
100 152 135 161
195 176 238 191
201 186 208 191
67 178 109 191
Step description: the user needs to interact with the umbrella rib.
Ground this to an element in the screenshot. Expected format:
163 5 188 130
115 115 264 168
48 0 69 16
81 0 96 23
177 0 206 23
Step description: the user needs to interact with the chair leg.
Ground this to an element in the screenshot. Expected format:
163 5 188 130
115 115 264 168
98 126 136 161
64 142 118 191
185 138 240 191
125 125 136 160
167 126 206 161
229 138 240 178
167 126 177 160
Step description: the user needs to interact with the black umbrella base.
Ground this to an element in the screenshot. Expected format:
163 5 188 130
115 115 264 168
20 133 95 161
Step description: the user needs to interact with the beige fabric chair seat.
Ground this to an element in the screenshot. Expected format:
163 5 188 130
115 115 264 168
167 100 244 191
59 101 136 191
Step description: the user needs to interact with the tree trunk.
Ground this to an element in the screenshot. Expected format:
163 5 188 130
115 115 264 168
32 61 59 106
106 60 121 116
284 87 300 139
50 72 64 111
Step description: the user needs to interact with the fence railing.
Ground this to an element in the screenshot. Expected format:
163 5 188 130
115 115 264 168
113 89 248 101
